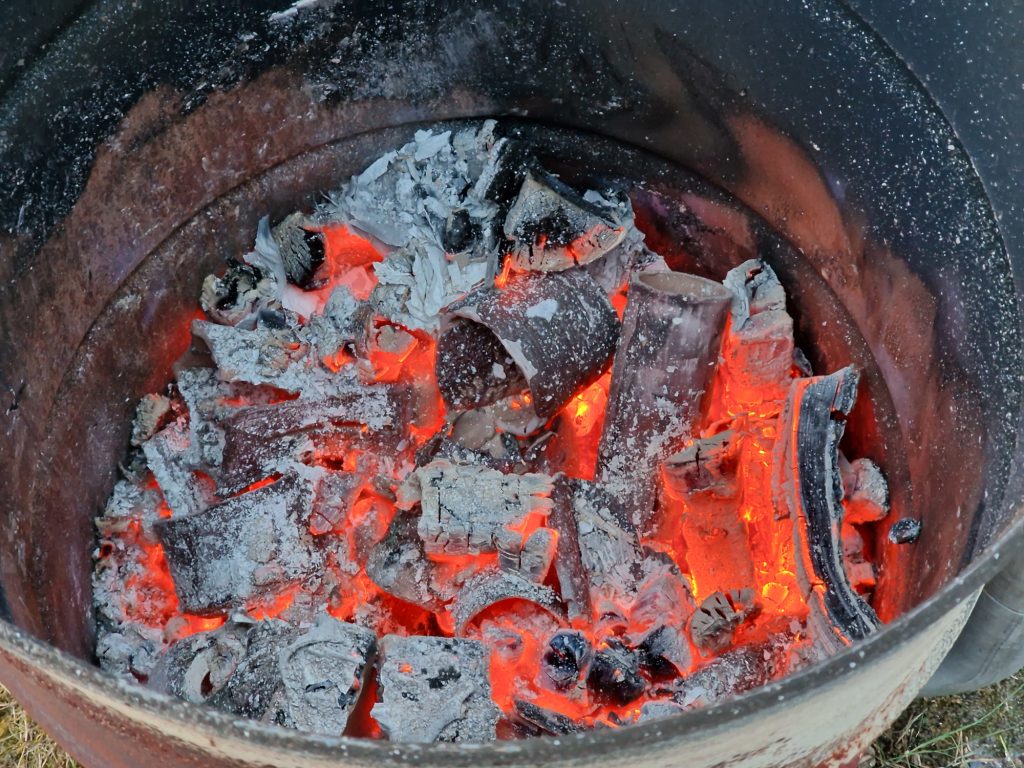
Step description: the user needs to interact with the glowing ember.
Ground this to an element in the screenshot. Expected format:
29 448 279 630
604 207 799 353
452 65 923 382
93 122 894 743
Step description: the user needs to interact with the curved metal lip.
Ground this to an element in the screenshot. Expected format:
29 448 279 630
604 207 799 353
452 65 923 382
1 513 1019 763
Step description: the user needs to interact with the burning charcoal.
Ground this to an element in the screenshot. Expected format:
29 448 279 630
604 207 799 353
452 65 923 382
542 630 592 691
150 619 253 704
304 286 370 365
773 367 880 655
96 627 159 683
452 569 564 635
720 260 795 408
636 699 686 723
596 271 732 532
688 589 760 654
662 431 755 593
438 269 619 418
638 625 692 680
372 635 501 743
209 620 296 721
443 208 480 253
549 477 646 622
503 166 629 272
667 636 790 711
272 213 326 288
586 638 646 705
513 700 584 736
200 259 278 327
842 457 890 525
131 393 172 446
278 614 376 735
888 518 922 544
308 471 363 536
143 422 213 518
365 506 442 611
401 460 554 556
154 473 323 614
499 527 557 582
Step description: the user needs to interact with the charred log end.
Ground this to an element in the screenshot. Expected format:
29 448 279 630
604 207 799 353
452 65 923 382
435 318 527 412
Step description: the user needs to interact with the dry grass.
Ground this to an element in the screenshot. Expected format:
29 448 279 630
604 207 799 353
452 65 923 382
0 675 1021 767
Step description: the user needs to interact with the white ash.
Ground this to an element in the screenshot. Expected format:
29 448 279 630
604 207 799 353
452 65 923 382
142 421 214 518
371 635 500 743
315 123 506 330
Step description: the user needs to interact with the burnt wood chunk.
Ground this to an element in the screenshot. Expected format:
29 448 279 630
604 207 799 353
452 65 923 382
150 619 252 704
720 260 795 409
513 700 584 736
663 431 755 594
842 457 890 525
688 588 760 654
402 460 554 556
597 271 732 532
304 286 370 364
888 518 922 544
272 212 326 288
154 473 322 614
309 471 363 536
371 635 501 743
667 636 790 711
773 367 880 654
208 620 297 721
586 638 645 705
542 630 592 691
365 506 441 611
500 526 557 582
438 269 619 418
143 422 213 518
278 615 376 735
131 393 172 447
452 569 564 635
200 259 278 327
549 477 644 621
503 167 629 272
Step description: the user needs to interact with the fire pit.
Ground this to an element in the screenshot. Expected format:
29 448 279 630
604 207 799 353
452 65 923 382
0 0 1021 766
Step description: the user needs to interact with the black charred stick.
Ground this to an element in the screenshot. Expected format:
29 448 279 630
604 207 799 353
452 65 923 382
437 269 619 418
513 700 585 736
772 366 880 655
596 271 732 533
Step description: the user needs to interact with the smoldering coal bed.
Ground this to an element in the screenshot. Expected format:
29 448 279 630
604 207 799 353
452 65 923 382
92 120 916 743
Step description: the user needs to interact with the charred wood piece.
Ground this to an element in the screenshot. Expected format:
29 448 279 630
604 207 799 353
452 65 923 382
150 619 253 704
207 620 296 721
500 527 557 582
720 260 795 408
131 393 172 447
143 422 213 518
888 518 922 544
277 614 376 735
372 635 501 743
402 460 554 557
192 320 313 393
308 471 363 536
549 477 643 621
663 431 754 593
773 366 880 653
542 630 592 691
667 636 790 711
452 569 564 635
154 473 322 614
503 166 630 272
304 286 370 364
438 269 619 418
688 588 760 654
365 506 442 611
638 625 692 680
272 213 326 288
200 259 278 327
597 271 732 532
513 700 584 736
586 638 646 705
842 457 890 525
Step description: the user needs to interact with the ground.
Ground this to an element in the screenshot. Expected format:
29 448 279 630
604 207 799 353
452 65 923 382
0 676 1019 767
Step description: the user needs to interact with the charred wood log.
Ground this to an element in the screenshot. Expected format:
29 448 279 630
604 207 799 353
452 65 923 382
400 459 554 557
662 430 755 594
365 506 443 612
154 473 322 614
773 366 880 654
277 614 376 735
688 588 760 654
451 569 564 635
143 422 214 518
371 635 501 743
720 260 795 409
503 166 630 272
438 269 619 418
596 271 732 532
512 700 585 737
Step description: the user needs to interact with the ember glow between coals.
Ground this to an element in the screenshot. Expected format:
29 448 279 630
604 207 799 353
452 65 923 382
93 122 898 743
